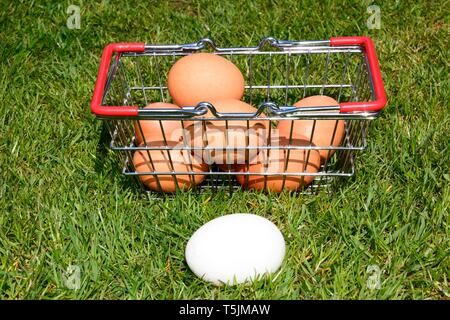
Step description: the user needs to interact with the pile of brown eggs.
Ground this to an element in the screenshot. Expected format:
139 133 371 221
133 53 345 193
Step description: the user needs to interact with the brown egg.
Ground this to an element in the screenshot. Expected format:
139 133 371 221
167 53 245 107
134 102 184 145
188 99 269 166
235 133 321 192
133 142 208 193
277 95 345 161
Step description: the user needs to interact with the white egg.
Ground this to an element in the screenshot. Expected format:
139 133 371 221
185 213 285 285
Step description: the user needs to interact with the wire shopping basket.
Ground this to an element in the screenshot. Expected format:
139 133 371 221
91 36 387 195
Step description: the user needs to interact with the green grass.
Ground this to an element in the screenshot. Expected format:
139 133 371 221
0 0 449 299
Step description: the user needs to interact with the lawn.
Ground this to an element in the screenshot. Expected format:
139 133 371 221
0 0 448 299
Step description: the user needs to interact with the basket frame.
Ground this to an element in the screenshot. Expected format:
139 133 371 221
90 36 387 194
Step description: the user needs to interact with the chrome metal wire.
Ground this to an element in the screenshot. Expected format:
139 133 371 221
100 37 379 195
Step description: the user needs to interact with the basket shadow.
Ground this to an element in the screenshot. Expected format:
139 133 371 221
93 122 143 194
93 121 110 174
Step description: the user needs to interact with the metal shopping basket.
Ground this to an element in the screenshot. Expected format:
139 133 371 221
90 36 387 194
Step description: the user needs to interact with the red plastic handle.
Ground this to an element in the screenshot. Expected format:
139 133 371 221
90 43 145 117
330 36 387 113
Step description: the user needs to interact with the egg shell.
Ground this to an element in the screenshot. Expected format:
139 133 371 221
277 95 345 161
190 99 269 165
133 142 208 193
167 53 245 107
236 133 321 192
185 213 285 286
134 102 184 145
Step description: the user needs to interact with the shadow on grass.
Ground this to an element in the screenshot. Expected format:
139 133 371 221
93 122 144 195
94 121 110 174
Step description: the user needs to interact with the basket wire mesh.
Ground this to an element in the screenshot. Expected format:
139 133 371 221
96 37 382 195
